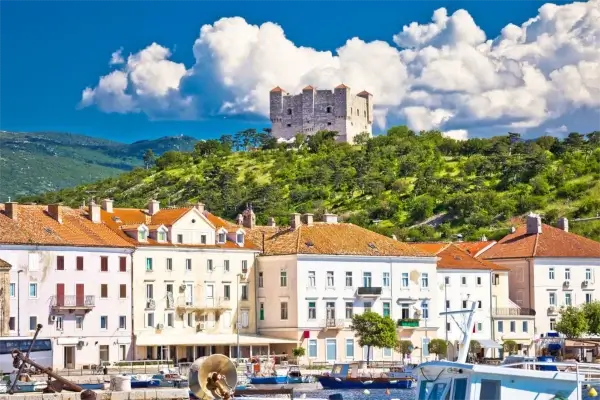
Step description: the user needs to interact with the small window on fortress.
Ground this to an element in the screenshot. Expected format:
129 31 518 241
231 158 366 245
327 122 332 126
287 108 292 115
350 108 353 115
364 111 367 117
326 106 332 113
287 124 292 127
356 109 360 116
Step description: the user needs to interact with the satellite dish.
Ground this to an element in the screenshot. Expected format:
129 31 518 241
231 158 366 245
189 354 238 400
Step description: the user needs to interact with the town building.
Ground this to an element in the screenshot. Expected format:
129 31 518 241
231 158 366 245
244 211 439 364
0 258 11 336
270 84 373 144
480 214 600 347
98 200 294 362
0 202 134 368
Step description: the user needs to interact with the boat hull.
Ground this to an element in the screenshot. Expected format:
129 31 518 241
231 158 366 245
317 376 413 389
130 379 161 388
249 376 288 384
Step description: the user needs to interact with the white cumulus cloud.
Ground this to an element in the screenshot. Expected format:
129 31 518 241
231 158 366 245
79 0 600 137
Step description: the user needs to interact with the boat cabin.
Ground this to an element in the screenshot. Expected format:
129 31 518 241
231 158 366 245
415 361 580 400
328 363 360 379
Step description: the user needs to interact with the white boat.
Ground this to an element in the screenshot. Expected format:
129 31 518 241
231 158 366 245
414 301 600 400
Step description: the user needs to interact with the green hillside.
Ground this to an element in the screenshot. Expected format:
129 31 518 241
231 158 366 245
0 131 197 199
19 127 600 242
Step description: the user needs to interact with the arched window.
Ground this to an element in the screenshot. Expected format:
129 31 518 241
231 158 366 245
287 108 292 115
326 106 332 113
356 109 359 116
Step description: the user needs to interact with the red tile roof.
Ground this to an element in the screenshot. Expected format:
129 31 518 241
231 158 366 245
335 84 349 89
481 223 600 259
270 86 284 93
302 85 315 91
455 241 496 257
357 90 372 96
245 223 435 257
413 243 508 271
0 258 11 269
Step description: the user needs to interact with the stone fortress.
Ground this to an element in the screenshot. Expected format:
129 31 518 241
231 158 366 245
269 84 373 144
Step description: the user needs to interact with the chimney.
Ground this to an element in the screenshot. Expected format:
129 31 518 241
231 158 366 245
302 213 314 226
510 226 516 233
236 214 244 226
481 234 488 242
267 217 276 227
195 202 205 213
323 213 338 224
5 202 18 221
101 198 113 213
89 201 101 224
391 234 397 241
242 204 256 229
47 204 63 224
526 213 542 234
558 217 569 232
148 199 160 216
290 213 301 230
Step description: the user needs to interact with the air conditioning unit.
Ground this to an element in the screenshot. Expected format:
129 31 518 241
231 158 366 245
179 284 186 291
49 315 56 322
196 322 205 332
156 323 164 330
564 280 570 287
146 299 156 308
242 266 248 274
77 341 84 347
548 306 556 313
583 280 590 286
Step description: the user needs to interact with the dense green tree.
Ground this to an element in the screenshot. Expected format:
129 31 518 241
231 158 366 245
428 339 448 360
350 311 397 365
556 306 588 339
502 340 518 355
143 149 156 169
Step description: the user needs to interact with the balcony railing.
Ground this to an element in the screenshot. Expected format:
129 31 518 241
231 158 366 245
397 318 420 328
321 318 345 330
492 307 536 316
177 297 232 311
51 295 95 310
356 287 382 296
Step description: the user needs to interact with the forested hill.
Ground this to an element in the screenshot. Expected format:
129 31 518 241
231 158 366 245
19 127 600 242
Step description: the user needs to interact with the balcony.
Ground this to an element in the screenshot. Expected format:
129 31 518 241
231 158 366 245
492 307 536 317
356 287 382 297
321 318 345 331
51 295 95 313
397 318 420 328
177 297 232 312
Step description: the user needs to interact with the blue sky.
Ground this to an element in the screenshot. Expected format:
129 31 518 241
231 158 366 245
1 0 597 143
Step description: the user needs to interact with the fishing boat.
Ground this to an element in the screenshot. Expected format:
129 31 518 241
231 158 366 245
248 367 289 385
316 362 414 389
414 301 600 400
126 374 161 388
151 368 189 388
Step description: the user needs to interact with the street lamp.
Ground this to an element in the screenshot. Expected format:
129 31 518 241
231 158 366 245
17 270 24 336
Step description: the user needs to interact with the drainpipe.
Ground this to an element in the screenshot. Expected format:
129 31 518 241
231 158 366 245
130 248 137 361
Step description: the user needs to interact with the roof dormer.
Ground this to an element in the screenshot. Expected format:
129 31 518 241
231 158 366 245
137 224 150 242
217 228 228 245
153 225 168 242
235 229 245 247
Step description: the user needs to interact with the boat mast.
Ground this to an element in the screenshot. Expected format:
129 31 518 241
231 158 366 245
439 301 477 364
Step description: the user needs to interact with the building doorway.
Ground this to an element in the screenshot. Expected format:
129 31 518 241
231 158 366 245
64 346 75 369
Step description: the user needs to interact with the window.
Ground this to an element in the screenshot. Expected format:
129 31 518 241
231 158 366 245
280 270 287 287
383 347 392 358
326 339 337 361
119 284 127 298
146 313 155 328
308 302 316 319
100 256 108 272
186 259 192 271
446 322 451 331
223 260 229 272
286 123 292 127
444 276 450 285
345 339 354 358
76 316 83 330
76 256 84 270
56 316 63 331
422 302 429 319
363 272 372 287
402 272 409 288
327 271 334 287
549 292 556 305
549 267 555 280
158 231 166 242
236 233 244 244
145 258 153 272
259 303 264 321
345 272 353 287
9 283 15 298
401 303 410 319
223 285 230 300
280 302 288 320
241 309 250 328
522 321 528 332
586 293 593 303
510 321 516 333
497 321 503 333
476 277 482 286
166 258 172 271
187 313 194 327
345 302 353 319
200 235 207 245
364 301 372 312
461 276 467 285
138 229 147 241
100 284 108 298
383 302 390 317
565 268 571 280
422 338 430 357
477 300 482 309
586 269 592 280
166 313 174 328
9 317 15 331
477 322 483 332
206 260 213 272
146 284 154 299
29 316 37 331
462 300 467 308
242 260 248 273
445 300 450 310
119 257 127 272
100 316 108 330
565 293 572 306
421 273 429 288
29 283 37 298
177 234 183 244
382 272 390 287
119 316 126 329
218 233 226 244
326 302 336 319
241 285 248 301
308 339 317 358
308 271 316 287
550 318 556 330
258 272 263 288
326 106 332 113
287 108 292 115
57 256 64 270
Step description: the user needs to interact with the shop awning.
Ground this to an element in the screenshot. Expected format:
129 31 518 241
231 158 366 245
135 333 297 347
565 340 599 348
478 339 502 349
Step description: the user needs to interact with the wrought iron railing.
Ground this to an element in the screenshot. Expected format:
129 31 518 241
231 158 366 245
51 295 95 307
492 307 536 316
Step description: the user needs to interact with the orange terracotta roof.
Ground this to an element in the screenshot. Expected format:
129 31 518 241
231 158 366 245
455 241 496 257
482 223 600 259
0 204 134 248
0 258 11 269
413 243 450 254
436 244 509 271
335 84 349 89
303 85 315 91
245 223 435 257
270 86 284 93
357 90 371 96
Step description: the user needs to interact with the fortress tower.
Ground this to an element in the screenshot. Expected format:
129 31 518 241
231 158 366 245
269 84 373 144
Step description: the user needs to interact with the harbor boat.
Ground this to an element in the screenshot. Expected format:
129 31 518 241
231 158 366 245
414 301 600 400
151 369 189 388
248 367 289 385
127 374 161 388
316 362 414 389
